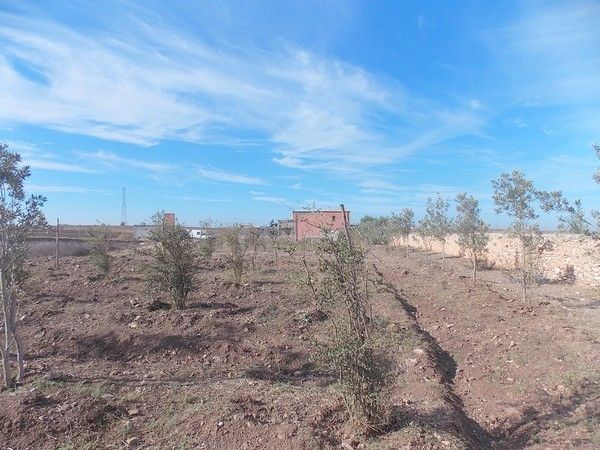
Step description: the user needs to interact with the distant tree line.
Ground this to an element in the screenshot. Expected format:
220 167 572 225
357 143 600 300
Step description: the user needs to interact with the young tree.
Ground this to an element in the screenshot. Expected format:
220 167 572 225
356 215 393 245
492 170 555 303
416 220 432 253
593 143 600 234
392 208 414 257
594 142 600 185
267 223 279 261
0 144 46 388
551 143 600 238
246 226 263 270
422 194 453 268
88 225 111 276
222 225 248 284
146 212 200 309
454 193 490 282
315 206 392 432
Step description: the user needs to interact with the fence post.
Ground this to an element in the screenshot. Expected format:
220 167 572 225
55 218 60 269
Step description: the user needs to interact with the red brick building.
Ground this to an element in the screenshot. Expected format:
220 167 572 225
292 210 350 241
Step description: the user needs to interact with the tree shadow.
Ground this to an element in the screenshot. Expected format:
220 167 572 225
490 377 600 448
245 347 333 385
388 404 492 449
71 324 242 361
32 292 97 305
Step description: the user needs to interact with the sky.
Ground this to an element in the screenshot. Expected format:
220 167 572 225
0 0 598 227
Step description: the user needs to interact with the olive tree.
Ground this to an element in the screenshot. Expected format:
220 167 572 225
454 193 489 282
492 170 558 303
422 194 453 268
593 143 600 234
246 226 263 270
552 144 600 238
392 208 414 257
222 225 248 284
88 225 111 276
0 144 46 388
146 212 200 309
356 215 394 245
314 206 392 432
416 219 433 253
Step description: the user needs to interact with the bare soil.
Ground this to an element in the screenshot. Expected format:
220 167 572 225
0 243 598 449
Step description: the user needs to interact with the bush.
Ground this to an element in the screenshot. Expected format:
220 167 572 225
88 226 111 276
222 225 248 284
145 214 200 309
421 194 453 268
392 208 414 257
313 212 393 433
356 215 394 245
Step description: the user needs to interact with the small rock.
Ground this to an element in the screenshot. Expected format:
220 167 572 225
127 408 140 417
126 437 140 447
128 322 138 329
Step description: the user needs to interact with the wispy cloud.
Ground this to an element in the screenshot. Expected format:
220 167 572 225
26 184 109 194
166 195 232 202
252 195 287 204
491 1 600 118
197 166 265 185
5 139 97 173
0 10 483 175
75 150 175 174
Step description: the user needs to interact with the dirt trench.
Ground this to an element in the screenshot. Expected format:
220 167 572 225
373 264 493 449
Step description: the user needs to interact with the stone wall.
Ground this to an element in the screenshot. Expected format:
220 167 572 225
392 232 600 285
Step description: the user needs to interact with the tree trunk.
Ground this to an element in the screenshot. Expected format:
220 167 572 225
441 242 446 269
472 255 477 282
13 328 24 383
521 240 528 305
1 270 13 388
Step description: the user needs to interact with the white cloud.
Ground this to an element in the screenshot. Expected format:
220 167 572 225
197 166 265 185
252 195 287 204
26 184 109 194
3 139 97 173
0 11 483 174
493 2 600 108
166 195 232 202
75 150 175 174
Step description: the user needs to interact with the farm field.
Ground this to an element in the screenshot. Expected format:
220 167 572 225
1 243 598 449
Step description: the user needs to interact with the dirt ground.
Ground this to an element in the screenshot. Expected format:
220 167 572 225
0 242 598 449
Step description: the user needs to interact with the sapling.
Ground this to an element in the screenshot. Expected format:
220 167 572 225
88 225 111 276
222 225 248 284
0 144 46 388
246 226 263 270
392 208 414 257
416 220 432 254
313 205 392 433
356 215 394 245
492 170 557 303
146 212 200 309
422 194 453 268
454 193 490 282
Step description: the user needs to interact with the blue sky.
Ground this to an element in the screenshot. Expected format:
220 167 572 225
0 0 598 227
